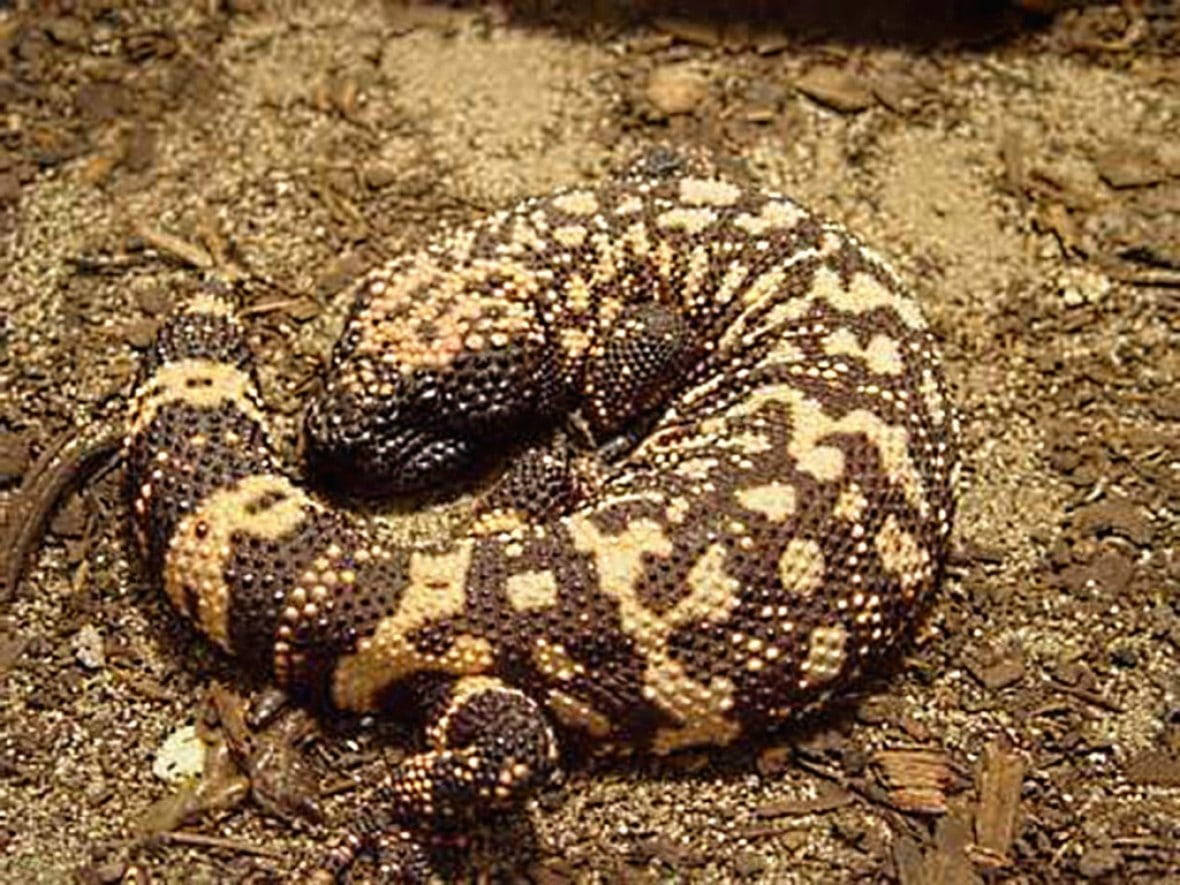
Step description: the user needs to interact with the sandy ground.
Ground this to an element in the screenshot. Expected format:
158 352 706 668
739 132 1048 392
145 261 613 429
1 1 1178 882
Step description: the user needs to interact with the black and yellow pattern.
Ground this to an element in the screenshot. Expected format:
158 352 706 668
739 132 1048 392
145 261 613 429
125 150 958 878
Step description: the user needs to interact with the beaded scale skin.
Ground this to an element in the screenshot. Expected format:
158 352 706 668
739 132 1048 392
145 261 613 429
123 150 958 879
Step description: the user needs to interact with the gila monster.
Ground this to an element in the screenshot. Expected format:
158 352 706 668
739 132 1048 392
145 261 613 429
125 149 958 879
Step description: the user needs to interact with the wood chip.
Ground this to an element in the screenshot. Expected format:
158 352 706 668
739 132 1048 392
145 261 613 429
795 67 876 113
133 224 213 270
363 162 400 190
1151 392 1180 421
646 64 709 117
871 73 921 114
972 739 1025 867
652 16 723 47
136 286 173 317
385 4 478 34
1077 846 1123 878
756 744 792 776
923 813 977 885
1034 202 1082 255
49 494 87 538
999 128 1028 195
753 31 789 56
966 646 1025 690
120 318 161 350
0 172 20 206
1095 143 1165 189
0 630 29 680
315 252 368 298
872 748 958 815
754 783 853 819
1072 496 1154 546
157 830 284 859
72 624 106 670
0 432 30 485
893 834 926 885
1086 550 1135 594
1124 750 1180 786
123 124 157 173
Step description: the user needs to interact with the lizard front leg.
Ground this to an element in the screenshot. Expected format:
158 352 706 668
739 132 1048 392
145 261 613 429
318 675 559 882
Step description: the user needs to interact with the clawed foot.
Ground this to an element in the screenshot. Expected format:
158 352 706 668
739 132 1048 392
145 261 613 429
307 675 558 883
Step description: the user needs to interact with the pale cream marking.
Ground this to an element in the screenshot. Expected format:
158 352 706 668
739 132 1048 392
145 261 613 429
778 538 825 597
615 195 644 215
505 569 559 613
553 224 588 248
919 367 947 425
726 431 773 455
131 359 263 440
875 514 932 595
751 297 815 337
674 457 719 480
183 292 234 316
679 542 741 622
800 625 847 686
598 295 624 331
587 231 621 286
590 490 668 512
753 336 806 370
857 243 906 287
680 244 712 308
552 190 599 216
733 200 806 236
653 238 677 282
559 326 592 362
678 373 727 408
796 445 846 483
832 485 869 523
679 177 742 207
713 263 750 306
533 638 582 682
736 483 798 522
332 541 494 710
809 267 926 331
547 689 613 738
656 207 717 236
470 508 528 537
716 238 836 351
622 220 651 259
565 517 742 753
822 329 904 375
508 217 546 253
165 474 310 649
724 383 926 514
565 273 592 314
634 420 764 462
665 496 691 524
718 263 806 352
738 266 787 308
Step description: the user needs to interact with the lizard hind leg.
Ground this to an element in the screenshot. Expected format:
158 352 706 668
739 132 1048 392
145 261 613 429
412 675 560 826
318 677 559 881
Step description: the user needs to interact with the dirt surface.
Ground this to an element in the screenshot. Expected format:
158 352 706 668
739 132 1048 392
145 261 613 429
2 1 1179 882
